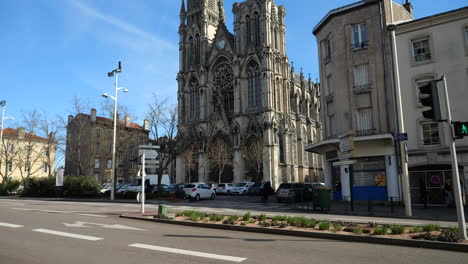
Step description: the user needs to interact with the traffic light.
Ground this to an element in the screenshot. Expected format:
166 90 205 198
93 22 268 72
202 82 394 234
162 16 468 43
418 81 442 121
453 122 468 139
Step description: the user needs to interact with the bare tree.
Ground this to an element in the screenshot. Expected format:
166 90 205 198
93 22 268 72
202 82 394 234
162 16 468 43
181 144 196 183
208 137 232 184
16 111 46 184
243 137 264 183
65 96 96 177
0 136 20 183
39 110 65 177
146 95 180 196
99 99 136 121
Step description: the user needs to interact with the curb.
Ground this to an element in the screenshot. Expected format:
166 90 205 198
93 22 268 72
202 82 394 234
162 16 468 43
120 214 468 253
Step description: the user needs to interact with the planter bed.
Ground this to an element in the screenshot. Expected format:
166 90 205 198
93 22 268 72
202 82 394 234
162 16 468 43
121 211 468 253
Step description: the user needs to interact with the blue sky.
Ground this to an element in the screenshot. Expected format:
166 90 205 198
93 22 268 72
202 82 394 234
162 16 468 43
1 0 466 131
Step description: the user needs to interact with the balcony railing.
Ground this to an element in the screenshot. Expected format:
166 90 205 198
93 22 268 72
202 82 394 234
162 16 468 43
356 128 376 137
352 41 369 50
353 84 372 93
414 53 431 63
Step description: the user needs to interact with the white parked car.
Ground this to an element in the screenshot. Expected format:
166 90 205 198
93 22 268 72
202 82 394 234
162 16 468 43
183 183 216 201
230 183 252 195
216 183 235 195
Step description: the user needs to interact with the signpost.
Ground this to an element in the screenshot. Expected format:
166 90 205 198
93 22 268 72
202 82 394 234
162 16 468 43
394 133 408 142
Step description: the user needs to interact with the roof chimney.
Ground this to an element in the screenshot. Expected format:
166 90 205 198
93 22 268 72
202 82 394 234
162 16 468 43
125 115 131 127
18 127 25 139
91 108 97 122
403 0 413 15
143 119 150 131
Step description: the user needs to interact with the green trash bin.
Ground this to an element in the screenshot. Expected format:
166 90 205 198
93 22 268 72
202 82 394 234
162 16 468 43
312 188 331 211
158 204 168 218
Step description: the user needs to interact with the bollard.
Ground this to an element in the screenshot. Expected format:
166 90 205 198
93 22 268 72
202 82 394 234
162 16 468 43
390 197 395 214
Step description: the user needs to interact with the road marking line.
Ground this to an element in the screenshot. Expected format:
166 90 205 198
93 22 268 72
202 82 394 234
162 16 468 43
32 229 103 241
129 243 246 262
77 214 108 218
0 222 23 228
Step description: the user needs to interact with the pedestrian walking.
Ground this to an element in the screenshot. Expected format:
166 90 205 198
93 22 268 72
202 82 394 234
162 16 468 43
262 181 271 202
444 178 454 207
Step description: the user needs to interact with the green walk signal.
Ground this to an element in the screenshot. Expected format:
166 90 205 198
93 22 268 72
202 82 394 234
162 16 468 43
453 122 468 139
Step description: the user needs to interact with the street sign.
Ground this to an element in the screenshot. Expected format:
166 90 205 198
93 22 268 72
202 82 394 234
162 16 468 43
453 122 468 139
394 133 408 142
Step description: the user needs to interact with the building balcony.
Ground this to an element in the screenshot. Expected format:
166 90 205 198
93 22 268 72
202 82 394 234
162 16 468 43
356 128 376 137
351 41 369 51
353 84 372 93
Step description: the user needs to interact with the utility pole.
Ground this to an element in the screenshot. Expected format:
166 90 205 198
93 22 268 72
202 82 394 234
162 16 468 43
141 153 146 214
440 76 467 240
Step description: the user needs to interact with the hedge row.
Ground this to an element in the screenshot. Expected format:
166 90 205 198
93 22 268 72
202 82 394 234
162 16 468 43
22 176 100 198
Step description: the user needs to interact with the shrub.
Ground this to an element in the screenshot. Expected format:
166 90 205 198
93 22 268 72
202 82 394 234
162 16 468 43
258 214 267 222
423 224 441 232
353 227 363 235
411 226 423 233
229 215 239 222
437 229 462 243
333 224 343 233
448 226 459 232
412 233 437 241
175 212 184 217
319 221 331 231
0 179 21 196
272 216 287 222
304 219 317 228
189 212 206 221
242 212 251 221
248 219 256 224
260 222 271 227
209 214 224 222
368 222 377 228
390 225 405 235
373 227 388 235
23 177 56 197
63 176 100 198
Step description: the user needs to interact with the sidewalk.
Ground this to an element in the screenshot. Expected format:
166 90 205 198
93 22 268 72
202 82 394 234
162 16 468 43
2 196 467 228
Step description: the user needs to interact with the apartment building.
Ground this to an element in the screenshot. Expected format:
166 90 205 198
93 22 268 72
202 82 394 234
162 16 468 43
0 127 55 181
65 109 150 184
307 0 413 201
395 7 468 204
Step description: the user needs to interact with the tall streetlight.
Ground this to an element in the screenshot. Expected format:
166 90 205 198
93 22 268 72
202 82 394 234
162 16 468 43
0 100 15 183
102 61 128 200
387 23 412 217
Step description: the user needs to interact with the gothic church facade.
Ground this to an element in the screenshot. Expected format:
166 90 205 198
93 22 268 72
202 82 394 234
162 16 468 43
176 0 322 188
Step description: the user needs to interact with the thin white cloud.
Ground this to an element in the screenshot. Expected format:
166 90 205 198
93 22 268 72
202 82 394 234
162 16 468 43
69 0 177 51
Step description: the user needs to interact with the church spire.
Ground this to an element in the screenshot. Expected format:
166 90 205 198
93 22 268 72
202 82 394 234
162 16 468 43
218 0 225 23
180 0 186 24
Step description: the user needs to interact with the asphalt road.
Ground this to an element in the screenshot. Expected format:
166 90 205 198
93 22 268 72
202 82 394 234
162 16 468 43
0 198 467 264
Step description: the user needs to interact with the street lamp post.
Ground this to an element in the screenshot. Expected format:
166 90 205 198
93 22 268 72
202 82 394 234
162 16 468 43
0 100 15 183
387 24 412 217
102 61 128 200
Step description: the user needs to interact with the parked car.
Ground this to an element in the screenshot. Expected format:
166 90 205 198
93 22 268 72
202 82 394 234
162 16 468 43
183 183 216 201
116 184 131 194
216 183 235 195
230 183 252 195
248 183 274 196
150 184 171 195
276 183 312 203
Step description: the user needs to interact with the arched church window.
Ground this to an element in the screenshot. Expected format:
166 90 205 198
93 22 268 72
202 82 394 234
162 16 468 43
213 64 234 114
245 15 252 48
254 12 260 46
195 34 201 65
274 29 278 50
207 0 215 10
191 0 201 9
278 133 285 164
247 62 261 108
189 78 200 119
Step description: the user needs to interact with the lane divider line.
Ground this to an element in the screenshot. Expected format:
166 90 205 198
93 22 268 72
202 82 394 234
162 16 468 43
77 214 108 218
32 229 103 241
128 243 247 263
0 222 23 228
